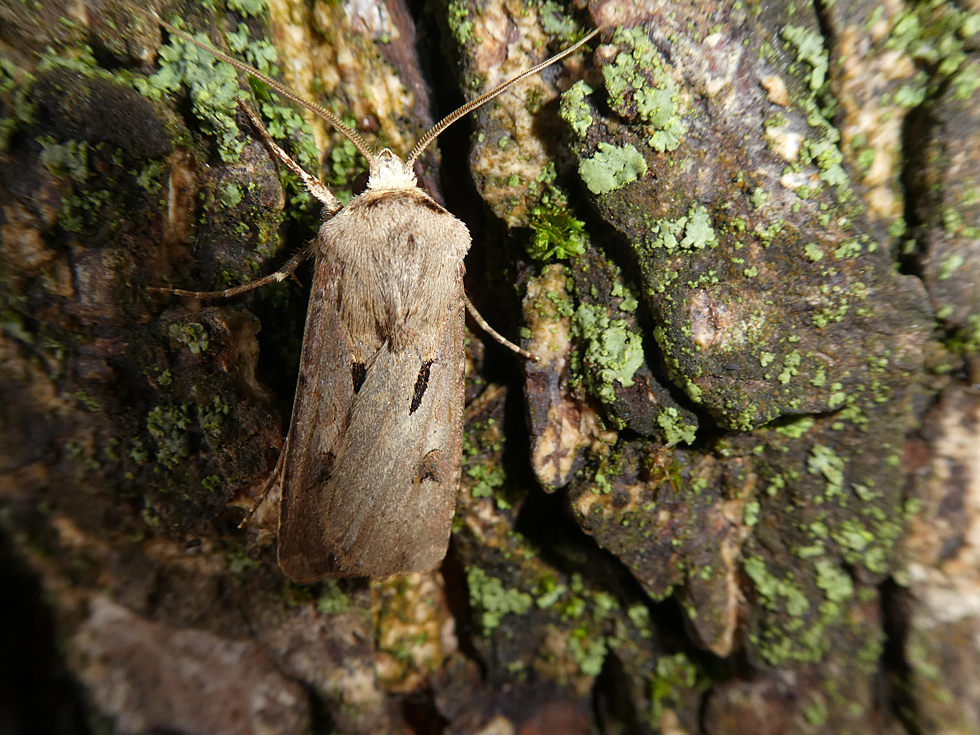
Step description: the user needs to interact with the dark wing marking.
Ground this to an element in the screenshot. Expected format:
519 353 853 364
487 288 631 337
410 361 433 414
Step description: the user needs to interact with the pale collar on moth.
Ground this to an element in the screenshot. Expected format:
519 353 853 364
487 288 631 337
366 149 419 192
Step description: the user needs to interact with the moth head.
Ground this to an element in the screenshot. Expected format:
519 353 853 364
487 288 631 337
366 149 419 192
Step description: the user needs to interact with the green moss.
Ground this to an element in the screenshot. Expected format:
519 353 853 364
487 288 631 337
578 142 647 195
466 567 533 634
526 183 588 261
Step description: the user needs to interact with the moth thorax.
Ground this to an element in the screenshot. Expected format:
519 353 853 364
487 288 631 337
367 149 418 192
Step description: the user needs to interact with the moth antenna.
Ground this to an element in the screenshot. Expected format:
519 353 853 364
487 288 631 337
406 25 603 167
152 15 376 165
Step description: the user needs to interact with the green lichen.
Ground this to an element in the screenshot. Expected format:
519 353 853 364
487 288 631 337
781 25 829 92
467 463 505 499
572 303 645 403
134 26 250 163
568 633 607 676
0 60 36 150
611 282 638 312
644 204 718 253
227 0 267 17
656 407 697 445
937 254 964 280
316 580 350 614
447 0 475 44
539 0 580 42
38 137 90 182
804 242 825 261
220 182 243 207
559 80 594 139
167 322 210 355
743 555 810 617
535 576 567 609
198 394 230 439
466 567 533 634
774 416 815 438
807 444 845 498
744 551 856 666
649 653 699 726
814 559 854 603
952 60 980 100
578 142 647 195
602 27 686 152
146 403 193 468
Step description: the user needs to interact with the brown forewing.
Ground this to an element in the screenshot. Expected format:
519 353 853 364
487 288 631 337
276 192 468 581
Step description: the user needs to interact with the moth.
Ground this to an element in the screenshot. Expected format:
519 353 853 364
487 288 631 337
154 17 601 580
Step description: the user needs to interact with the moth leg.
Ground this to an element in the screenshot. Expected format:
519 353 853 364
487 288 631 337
464 295 539 362
148 247 309 299
236 99 342 217
238 448 287 529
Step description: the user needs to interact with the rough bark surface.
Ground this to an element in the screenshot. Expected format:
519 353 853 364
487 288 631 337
1 0 979 734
